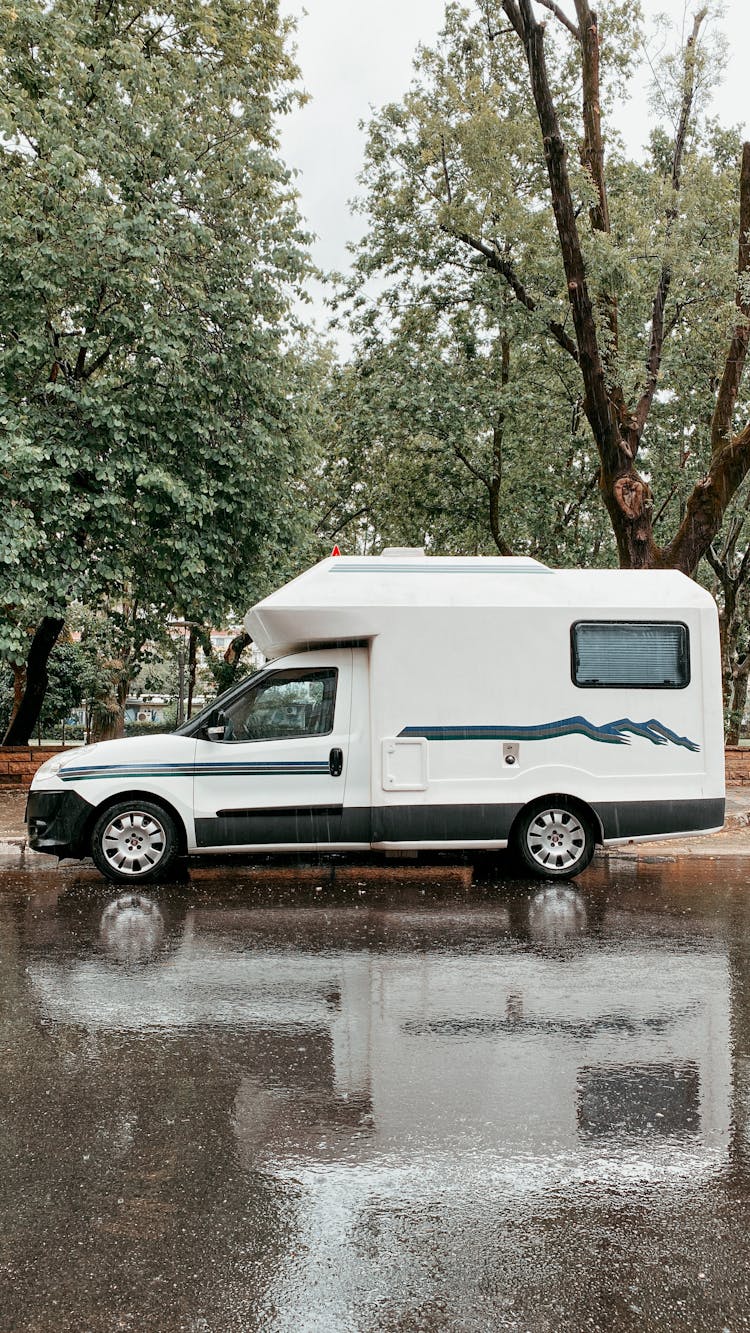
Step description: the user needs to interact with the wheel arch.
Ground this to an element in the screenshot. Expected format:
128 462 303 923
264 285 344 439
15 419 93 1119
509 792 603 848
81 790 189 857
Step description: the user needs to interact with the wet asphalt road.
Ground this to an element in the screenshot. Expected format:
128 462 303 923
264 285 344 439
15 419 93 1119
2 853 750 1332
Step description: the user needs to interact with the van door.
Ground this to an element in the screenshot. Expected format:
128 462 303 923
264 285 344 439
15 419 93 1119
192 649 358 850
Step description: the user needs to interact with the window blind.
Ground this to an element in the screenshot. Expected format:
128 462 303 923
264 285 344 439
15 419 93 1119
573 622 688 688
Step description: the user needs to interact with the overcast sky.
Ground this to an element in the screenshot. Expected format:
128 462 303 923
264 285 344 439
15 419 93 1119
278 0 750 333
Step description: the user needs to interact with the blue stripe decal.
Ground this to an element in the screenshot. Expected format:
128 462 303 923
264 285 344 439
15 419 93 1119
60 760 327 772
60 761 330 782
399 717 700 753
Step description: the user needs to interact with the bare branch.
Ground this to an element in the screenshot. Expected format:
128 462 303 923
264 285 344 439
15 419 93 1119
630 9 707 447
74 346 87 380
499 0 524 40
665 416 750 574
443 225 580 361
537 0 579 40
452 439 489 486
705 542 726 584
440 136 452 205
559 470 599 526
573 0 608 234
81 341 116 380
712 142 750 452
487 336 514 555
573 0 622 388
328 507 370 538
513 0 621 471
671 9 707 193
631 269 669 440
736 532 750 587
723 510 745 566
652 479 680 527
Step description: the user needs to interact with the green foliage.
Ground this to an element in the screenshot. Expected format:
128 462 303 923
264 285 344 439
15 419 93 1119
0 635 92 735
317 337 611 564
39 642 86 730
322 1 747 568
0 0 315 661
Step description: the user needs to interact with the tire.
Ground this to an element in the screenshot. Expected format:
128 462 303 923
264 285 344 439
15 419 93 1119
90 800 181 885
514 798 595 880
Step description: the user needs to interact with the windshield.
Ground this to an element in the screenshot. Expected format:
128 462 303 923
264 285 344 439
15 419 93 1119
173 665 269 737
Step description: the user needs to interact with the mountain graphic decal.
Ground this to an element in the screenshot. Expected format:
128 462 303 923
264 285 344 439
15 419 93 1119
399 717 700 753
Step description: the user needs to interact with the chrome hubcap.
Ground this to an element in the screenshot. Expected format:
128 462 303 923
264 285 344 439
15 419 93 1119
525 809 586 871
101 811 166 876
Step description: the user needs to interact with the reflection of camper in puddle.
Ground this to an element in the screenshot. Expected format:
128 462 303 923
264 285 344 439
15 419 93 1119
504 883 607 947
578 1061 701 1139
26 885 189 966
98 894 167 965
24 895 731 1182
526 886 588 944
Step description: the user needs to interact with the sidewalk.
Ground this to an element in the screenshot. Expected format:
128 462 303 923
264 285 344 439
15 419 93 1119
0 790 26 842
3 787 750 861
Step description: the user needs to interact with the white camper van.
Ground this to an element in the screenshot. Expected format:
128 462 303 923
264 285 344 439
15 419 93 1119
27 552 725 883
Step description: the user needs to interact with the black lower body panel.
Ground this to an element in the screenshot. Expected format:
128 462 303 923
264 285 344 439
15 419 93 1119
195 796 724 850
26 789 94 858
196 803 524 847
26 792 726 860
370 803 524 842
196 805 371 847
372 798 724 843
592 796 725 841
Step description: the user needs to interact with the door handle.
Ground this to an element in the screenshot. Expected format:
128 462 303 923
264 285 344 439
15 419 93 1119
329 747 343 777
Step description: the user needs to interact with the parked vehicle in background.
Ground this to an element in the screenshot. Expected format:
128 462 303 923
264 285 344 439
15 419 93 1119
27 550 725 883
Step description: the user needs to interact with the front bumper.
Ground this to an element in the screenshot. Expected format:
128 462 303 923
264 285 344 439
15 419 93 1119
26 789 94 859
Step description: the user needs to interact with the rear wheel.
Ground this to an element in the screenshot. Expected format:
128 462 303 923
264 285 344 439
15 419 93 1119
91 801 180 884
515 799 594 880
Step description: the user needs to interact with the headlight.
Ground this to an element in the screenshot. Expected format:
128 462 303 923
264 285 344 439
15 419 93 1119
33 746 91 783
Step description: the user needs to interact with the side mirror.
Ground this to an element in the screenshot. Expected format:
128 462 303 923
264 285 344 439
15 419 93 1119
204 711 227 743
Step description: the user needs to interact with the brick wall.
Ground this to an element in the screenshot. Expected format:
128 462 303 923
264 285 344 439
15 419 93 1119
725 747 750 785
0 746 67 788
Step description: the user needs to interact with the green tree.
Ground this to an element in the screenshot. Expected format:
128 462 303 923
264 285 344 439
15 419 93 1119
333 2 749 575
0 0 314 741
324 259 608 561
38 641 86 736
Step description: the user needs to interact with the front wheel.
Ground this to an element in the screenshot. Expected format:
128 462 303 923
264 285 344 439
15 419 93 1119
515 799 594 880
91 801 181 884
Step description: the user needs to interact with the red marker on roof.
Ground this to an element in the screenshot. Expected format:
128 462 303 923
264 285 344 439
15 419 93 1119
331 545 341 557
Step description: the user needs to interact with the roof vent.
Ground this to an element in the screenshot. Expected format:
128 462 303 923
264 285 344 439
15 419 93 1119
380 547 426 558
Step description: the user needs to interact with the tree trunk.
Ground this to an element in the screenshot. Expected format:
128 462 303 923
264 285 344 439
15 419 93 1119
497 4 750 575
91 660 129 742
726 664 750 746
223 631 252 668
8 664 27 733
488 335 513 555
90 700 124 742
2 617 65 746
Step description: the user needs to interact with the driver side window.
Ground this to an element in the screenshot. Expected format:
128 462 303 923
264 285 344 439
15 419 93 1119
222 668 337 744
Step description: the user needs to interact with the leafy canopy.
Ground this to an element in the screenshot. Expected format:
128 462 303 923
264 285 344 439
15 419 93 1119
324 1 747 569
0 0 313 659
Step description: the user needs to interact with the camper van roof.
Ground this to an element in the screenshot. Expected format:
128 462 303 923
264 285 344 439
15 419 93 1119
245 555 714 656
